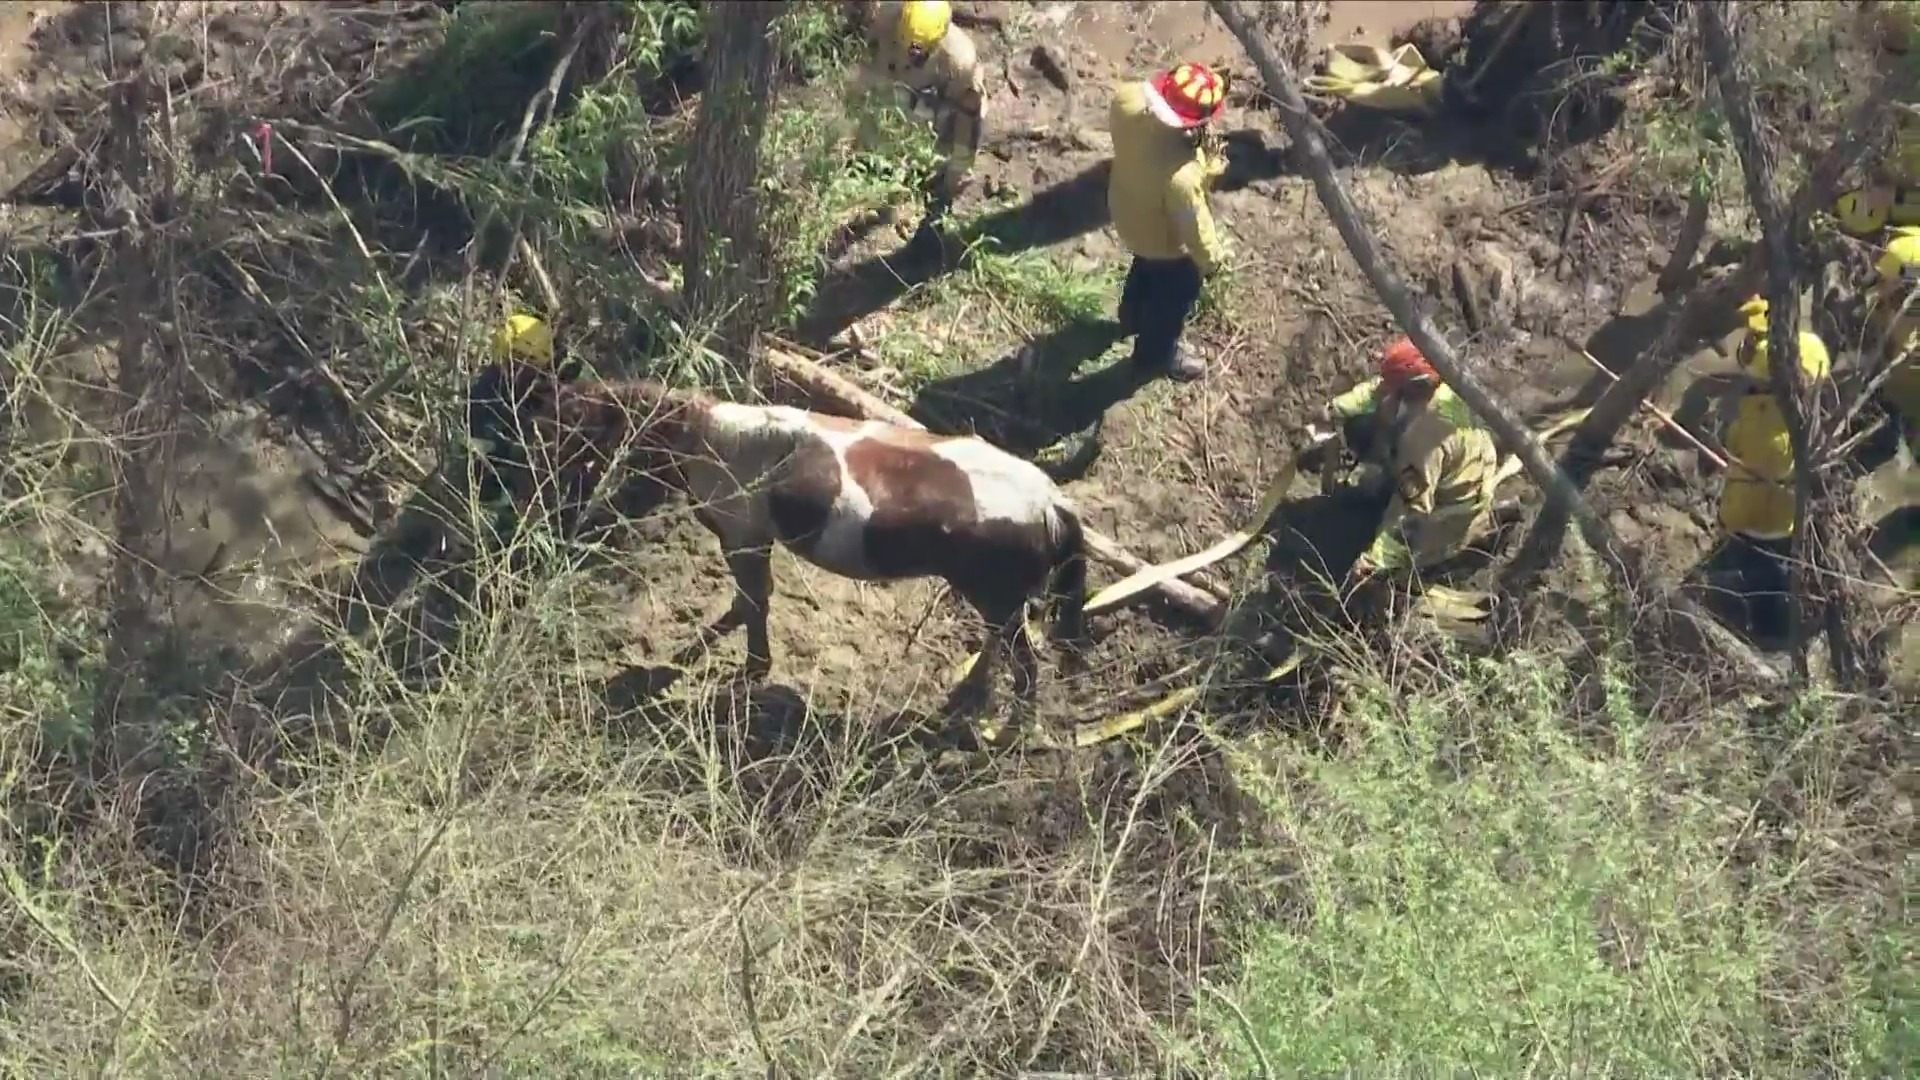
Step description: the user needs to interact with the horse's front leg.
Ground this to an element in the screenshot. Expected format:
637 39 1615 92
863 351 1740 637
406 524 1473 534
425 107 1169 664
723 544 776 679
1007 608 1041 731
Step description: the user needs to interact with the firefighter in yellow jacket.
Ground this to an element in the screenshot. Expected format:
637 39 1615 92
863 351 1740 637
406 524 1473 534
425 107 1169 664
1109 61 1230 382
860 1 986 255
491 312 555 367
1717 297 1833 632
1327 338 1501 575
1865 227 1920 452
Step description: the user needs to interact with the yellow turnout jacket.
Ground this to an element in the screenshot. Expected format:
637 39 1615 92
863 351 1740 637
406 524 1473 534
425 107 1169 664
1718 391 1800 540
1332 379 1500 572
1107 81 1226 273
1867 283 1920 428
863 2 986 194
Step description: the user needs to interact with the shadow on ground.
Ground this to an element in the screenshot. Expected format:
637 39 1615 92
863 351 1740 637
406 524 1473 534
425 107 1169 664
797 127 1288 347
908 317 1148 462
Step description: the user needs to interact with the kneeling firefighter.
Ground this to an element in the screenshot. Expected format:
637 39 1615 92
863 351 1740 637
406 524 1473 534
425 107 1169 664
858 1 987 256
1323 337 1501 575
1716 297 1833 632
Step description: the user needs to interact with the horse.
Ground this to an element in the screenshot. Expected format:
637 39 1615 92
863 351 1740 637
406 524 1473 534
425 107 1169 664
466 360 1091 729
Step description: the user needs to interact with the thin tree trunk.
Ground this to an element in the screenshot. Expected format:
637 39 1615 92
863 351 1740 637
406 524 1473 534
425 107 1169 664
1512 78 1894 585
681 0 784 370
91 73 163 783
1656 180 1713 295
1211 0 1788 686
1700 1 1863 685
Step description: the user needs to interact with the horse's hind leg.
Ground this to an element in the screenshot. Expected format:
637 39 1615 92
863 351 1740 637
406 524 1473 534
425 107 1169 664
949 589 1040 739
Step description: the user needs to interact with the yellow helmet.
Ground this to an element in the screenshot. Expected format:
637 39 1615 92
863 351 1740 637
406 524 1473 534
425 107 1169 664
1744 328 1832 383
1835 187 1893 236
1739 295 1770 334
896 0 951 52
1874 226 1920 286
491 313 555 366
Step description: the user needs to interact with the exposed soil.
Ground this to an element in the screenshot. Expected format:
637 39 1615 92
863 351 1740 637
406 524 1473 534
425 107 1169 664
2 4 1914 1068
9 0 1902 722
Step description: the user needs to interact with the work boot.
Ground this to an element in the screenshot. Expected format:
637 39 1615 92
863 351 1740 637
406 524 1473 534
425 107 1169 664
1130 342 1206 382
1165 344 1206 382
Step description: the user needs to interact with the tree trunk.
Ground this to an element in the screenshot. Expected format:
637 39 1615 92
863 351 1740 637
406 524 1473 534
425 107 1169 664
1510 79 1894 586
1700 1 1866 686
681 0 784 370
91 73 168 783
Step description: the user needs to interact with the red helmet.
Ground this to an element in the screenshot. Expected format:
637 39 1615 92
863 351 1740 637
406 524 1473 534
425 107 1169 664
1146 62 1227 129
1378 336 1438 392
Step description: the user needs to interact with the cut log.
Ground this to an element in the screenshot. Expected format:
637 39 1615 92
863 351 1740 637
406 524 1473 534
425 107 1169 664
759 344 1230 626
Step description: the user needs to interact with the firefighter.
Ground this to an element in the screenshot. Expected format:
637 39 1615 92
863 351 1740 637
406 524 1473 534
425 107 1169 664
1866 227 1920 452
491 312 556 367
1108 61 1230 382
1832 102 1920 236
1716 297 1833 633
860 1 986 256
1329 337 1501 575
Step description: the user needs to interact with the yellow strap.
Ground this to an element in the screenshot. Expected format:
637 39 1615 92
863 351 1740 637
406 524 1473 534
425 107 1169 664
1084 457 1299 615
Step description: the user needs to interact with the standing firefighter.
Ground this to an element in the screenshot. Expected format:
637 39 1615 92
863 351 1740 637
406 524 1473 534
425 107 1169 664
1866 227 1920 452
1717 297 1833 633
860 1 986 255
1109 62 1230 382
1326 338 1501 575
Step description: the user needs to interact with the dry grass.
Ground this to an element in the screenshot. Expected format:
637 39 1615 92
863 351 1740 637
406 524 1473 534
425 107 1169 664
0 2 1913 1077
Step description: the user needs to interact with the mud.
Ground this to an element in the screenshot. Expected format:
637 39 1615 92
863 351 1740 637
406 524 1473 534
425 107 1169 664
4 0 1906 723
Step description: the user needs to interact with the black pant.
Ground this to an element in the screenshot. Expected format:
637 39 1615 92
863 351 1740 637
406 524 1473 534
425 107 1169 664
1733 533 1792 638
1118 255 1202 370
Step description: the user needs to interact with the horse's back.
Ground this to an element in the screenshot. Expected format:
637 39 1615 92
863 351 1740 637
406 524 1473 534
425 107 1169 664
926 437 1062 526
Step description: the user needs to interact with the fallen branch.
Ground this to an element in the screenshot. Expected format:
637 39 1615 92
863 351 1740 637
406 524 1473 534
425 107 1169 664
1213 0 1787 687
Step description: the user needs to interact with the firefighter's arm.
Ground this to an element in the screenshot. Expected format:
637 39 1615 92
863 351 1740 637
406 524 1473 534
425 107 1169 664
1361 446 1442 571
1328 378 1384 420
1169 169 1225 275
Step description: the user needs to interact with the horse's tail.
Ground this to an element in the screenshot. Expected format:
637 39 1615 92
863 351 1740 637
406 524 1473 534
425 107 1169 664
1044 498 1090 659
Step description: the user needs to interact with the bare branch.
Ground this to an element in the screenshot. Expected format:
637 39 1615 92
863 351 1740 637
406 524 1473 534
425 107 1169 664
1701 0 1867 685
1211 0 1787 687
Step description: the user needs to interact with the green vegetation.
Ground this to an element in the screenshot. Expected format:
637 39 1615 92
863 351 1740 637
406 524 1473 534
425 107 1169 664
0 2 1910 1077
1214 652 1910 1076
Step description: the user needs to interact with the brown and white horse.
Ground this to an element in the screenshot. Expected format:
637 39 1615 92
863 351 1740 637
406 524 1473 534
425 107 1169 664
467 361 1090 725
